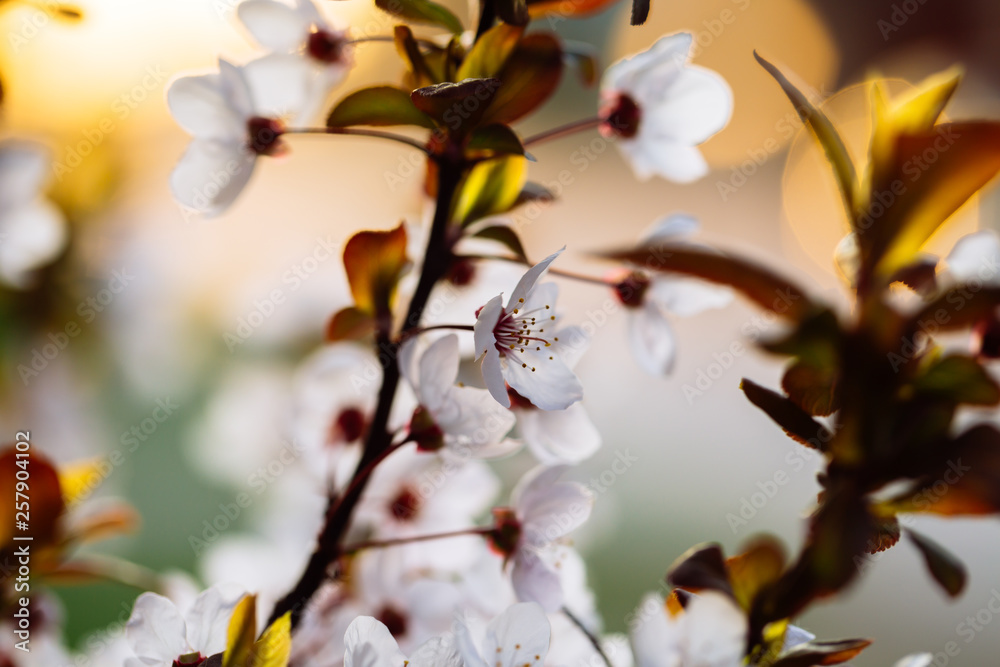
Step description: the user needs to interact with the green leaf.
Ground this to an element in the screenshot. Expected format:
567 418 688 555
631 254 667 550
471 224 528 261
480 33 563 126
222 595 257 667
602 245 817 322
755 52 858 224
410 78 501 132
453 155 527 226
908 529 967 597
456 24 524 81
740 378 832 448
327 86 435 129
375 0 464 34
466 123 524 158
771 639 872 667
913 354 1000 406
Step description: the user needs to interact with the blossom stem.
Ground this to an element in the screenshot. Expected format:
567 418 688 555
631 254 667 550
285 127 429 154
562 606 612 667
399 323 476 341
340 527 495 555
522 117 603 148
268 157 466 631
457 253 612 287
348 35 441 49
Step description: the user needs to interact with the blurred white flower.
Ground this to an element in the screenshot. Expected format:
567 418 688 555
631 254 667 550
237 0 353 121
493 466 594 611
629 591 745 667
400 333 517 456
455 602 551 667
895 655 933 667
943 230 1000 286
0 140 66 288
508 327 600 465
616 214 732 375
342 615 461 667
354 447 500 570
600 33 732 182
474 250 584 411
167 56 310 215
125 583 245 667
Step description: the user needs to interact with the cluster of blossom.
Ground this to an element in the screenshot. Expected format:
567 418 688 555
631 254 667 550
7 0 1000 664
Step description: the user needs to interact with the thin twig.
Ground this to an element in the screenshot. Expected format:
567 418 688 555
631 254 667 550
562 606 613 667
341 527 494 556
522 117 602 148
286 127 429 154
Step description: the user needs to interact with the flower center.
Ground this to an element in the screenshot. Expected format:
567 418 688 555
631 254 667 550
612 271 651 308
446 257 476 286
599 93 641 139
246 116 285 156
173 653 206 667
307 29 348 64
408 405 445 452
376 606 408 637
390 487 421 522
493 298 558 372
331 406 367 444
488 507 522 557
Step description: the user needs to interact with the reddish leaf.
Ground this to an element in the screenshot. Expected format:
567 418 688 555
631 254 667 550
411 78 501 133
908 529 967 597
772 639 873 667
480 34 564 126
667 543 735 597
741 378 832 449
326 307 376 342
343 224 410 321
1 445 64 549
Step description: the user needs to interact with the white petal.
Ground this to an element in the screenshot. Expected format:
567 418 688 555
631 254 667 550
682 592 747 666
418 334 460 408
481 347 510 407
241 53 313 120
640 213 699 244
237 0 311 52
512 465 593 543
0 141 49 208
601 33 693 95
517 402 601 465
126 593 190 662
629 302 677 375
408 635 464 667
781 624 814 652
553 325 589 371
343 616 407 667
511 550 564 612
167 72 245 140
455 615 490 667
474 294 504 358
438 385 516 453
641 65 733 145
894 655 934 667
481 602 550 666
0 199 66 289
648 277 732 317
397 336 420 389
618 139 709 183
170 139 255 216
503 351 582 411
629 594 678 667
184 584 244 656
218 59 255 120
945 230 1000 285
508 249 564 310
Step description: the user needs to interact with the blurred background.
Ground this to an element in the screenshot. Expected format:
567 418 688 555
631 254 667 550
4 0 1000 663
